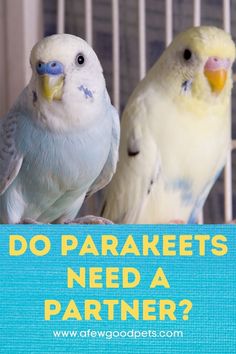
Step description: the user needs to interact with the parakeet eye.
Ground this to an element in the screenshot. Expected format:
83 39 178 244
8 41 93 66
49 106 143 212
36 61 45 75
183 49 192 61
76 54 85 66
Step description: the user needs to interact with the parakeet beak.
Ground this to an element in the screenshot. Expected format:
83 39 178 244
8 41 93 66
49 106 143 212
36 60 65 102
204 57 230 93
40 74 65 102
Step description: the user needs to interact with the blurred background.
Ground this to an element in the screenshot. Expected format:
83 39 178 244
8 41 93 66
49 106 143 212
0 0 235 223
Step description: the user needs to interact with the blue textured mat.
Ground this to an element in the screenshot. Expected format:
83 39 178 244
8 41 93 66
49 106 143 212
0 225 235 353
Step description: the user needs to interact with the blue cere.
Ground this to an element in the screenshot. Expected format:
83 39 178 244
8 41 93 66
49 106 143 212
46 61 64 75
36 61 64 75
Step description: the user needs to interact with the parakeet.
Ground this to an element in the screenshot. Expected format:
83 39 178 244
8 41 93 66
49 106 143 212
102 26 235 224
0 34 120 224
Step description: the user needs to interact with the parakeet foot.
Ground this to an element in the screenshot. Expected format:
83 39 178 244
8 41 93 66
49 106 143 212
20 218 43 224
168 219 185 224
65 215 113 224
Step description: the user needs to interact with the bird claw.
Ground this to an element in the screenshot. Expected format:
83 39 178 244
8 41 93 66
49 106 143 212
168 219 185 224
20 218 43 224
64 215 113 225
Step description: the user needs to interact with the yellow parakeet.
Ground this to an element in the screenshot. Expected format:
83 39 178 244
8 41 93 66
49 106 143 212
102 26 235 223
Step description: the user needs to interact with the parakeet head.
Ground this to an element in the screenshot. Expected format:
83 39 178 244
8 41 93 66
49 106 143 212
150 26 235 103
29 34 106 130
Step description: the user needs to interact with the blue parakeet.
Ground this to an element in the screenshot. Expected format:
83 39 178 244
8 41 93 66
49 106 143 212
0 34 120 224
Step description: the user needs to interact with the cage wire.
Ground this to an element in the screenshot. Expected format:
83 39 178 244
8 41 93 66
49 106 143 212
43 0 236 223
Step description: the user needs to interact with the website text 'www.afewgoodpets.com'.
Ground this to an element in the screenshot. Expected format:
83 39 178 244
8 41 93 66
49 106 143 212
52 329 184 340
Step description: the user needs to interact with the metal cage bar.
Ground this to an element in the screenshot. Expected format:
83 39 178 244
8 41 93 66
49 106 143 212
165 0 173 46
138 0 146 80
223 0 232 222
193 0 201 26
112 0 120 112
57 0 65 34
85 0 93 46
193 0 204 224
